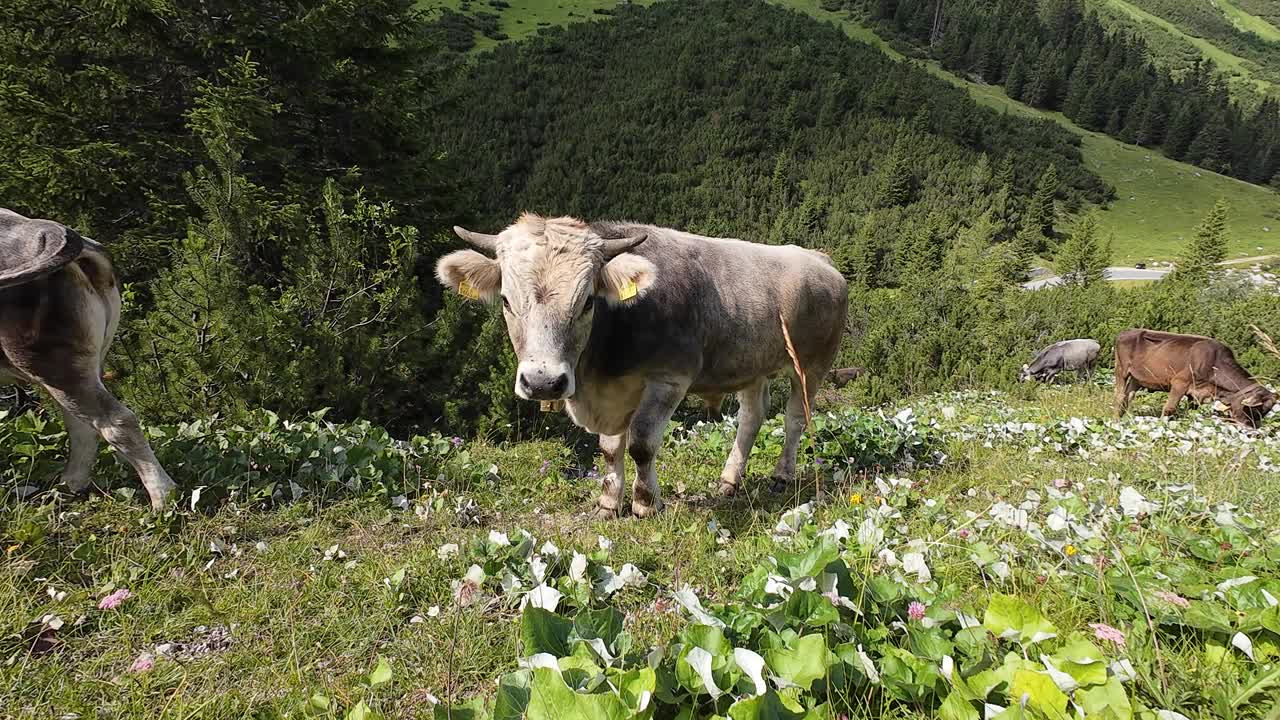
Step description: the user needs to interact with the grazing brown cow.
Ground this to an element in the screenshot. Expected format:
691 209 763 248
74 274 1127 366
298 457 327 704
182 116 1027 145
827 367 865 388
0 209 176 510
1114 328 1276 428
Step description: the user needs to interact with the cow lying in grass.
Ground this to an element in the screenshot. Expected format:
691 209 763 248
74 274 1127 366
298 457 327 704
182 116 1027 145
1114 328 1276 428
437 213 848 518
0 209 175 510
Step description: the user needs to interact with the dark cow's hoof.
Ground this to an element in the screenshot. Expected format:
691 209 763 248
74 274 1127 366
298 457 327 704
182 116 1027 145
767 476 792 494
589 504 621 521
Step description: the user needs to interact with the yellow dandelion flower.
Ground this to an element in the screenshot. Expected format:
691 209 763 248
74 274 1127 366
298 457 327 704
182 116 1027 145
849 493 863 506
1065 544 1078 557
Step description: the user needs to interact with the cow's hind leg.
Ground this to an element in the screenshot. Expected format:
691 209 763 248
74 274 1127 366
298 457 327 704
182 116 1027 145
628 380 688 518
717 378 768 497
60 411 100 494
590 431 628 520
769 374 819 494
1114 373 1138 418
43 379 176 511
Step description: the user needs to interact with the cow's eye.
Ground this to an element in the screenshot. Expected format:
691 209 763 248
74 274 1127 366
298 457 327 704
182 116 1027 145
579 299 593 317
500 295 511 311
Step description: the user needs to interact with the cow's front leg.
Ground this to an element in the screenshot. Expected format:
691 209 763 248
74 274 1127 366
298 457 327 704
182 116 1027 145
718 378 768 496
590 431 628 520
628 380 687 518
1162 380 1189 417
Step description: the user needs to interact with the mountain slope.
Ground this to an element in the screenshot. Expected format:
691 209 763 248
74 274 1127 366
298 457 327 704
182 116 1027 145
1088 0 1280 101
422 0 1280 263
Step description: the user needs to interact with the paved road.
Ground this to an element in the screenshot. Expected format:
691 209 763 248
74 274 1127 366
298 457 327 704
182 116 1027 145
1023 266 1170 290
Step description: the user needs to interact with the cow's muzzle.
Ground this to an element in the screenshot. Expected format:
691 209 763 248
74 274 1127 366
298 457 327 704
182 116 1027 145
516 362 574 401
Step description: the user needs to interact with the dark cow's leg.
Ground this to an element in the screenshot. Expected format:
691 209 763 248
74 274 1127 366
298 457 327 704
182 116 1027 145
60 411 100 494
1162 379 1189 418
718 378 768 496
628 380 687 518
42 379 176 511
590 432 628 520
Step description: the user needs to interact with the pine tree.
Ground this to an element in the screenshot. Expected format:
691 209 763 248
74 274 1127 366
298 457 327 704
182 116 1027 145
1175 199 1229 284
874 145 913 208
1028 163 1058 238
1055 212 1108 286
1164 102 1199 160
1005 53 1028 101
1186 115 1231 174
995 154 1016 189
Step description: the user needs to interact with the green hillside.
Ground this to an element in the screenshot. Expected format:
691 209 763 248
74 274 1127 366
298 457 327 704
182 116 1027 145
1088 0 1279 100
424 0 1280 263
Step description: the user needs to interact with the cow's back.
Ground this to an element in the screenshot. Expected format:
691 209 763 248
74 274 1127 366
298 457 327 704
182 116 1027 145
584 224 847 392
1116 328 1242 389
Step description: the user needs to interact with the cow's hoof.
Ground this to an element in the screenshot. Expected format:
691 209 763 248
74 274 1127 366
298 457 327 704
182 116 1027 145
61 475 92 495
717 481 738 497
589 504 621 521
631 499 663 519
767 476 793 494
146 480 179 513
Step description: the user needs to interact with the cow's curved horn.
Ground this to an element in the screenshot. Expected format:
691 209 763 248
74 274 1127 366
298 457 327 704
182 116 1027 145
601 233 647 259
453 226 499 253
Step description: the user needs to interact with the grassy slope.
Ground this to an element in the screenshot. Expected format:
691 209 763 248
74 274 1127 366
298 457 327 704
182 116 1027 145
426 0 1280 263
5 383 1279 716
776 0 1280 264
1219 0 1280 42
1091 0 1274 97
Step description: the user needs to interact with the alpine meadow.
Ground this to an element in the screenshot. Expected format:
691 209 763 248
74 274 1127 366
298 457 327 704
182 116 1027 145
4 0 1280 718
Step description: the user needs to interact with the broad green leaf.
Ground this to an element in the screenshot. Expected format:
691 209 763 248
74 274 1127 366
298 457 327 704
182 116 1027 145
367 656 393 688
908 625 954 661
610 666 656 712
1009 670 1068 717
521 607 573 657
574 608 624 649
346 701 384 720
867 576 903 604
1078 677 1133 720
775 538 839 580
1182 601 1234 634
727 691 811 720
764 635 830 691
681 624 730 656
780 590 840 628
524 667 631 720
677 645 727 697
493 670 531 720
939 691 981 720
984 594 1057 645
1051 634 1107 687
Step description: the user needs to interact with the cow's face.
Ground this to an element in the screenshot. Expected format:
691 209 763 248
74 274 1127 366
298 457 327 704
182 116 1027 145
1229 385 1277 428
435 214 656 401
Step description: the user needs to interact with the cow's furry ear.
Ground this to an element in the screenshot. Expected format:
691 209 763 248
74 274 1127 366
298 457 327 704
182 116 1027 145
598 252 657 306
436 250 501 303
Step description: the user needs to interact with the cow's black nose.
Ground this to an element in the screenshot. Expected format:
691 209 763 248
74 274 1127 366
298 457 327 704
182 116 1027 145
548 372 569 396
518 370 569 399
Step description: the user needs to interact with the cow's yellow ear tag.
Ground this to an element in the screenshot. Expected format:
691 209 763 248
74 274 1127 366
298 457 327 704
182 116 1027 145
458 279 481 300
540 400 564 412
618 280 638 301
